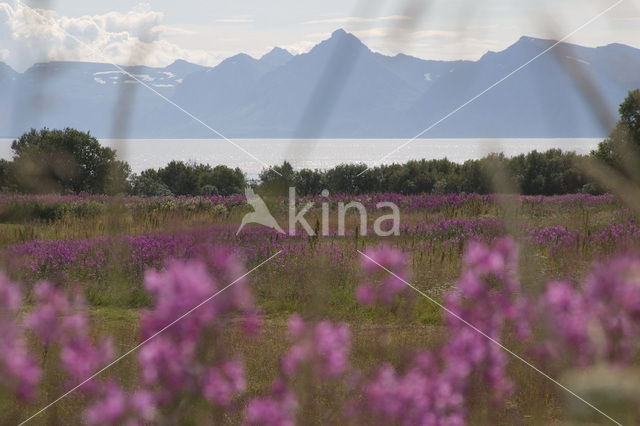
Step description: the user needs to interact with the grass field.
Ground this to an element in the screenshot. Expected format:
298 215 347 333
1 193 639 425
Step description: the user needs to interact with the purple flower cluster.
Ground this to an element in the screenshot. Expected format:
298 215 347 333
27 282 114 398
0 247 268 424
0 275 40 400
583 256 640 362
297 192 615 213
5 234 640 424
0 193 248 211
594 219 640 248
519 193 614 207
82 252 261 424
0 192 615 211
7 225 287 281
27 282 88 344
363 353 465 426
538 282 592 364
84 385 155 425
298 192 494 212
244 379 297 426
137 253 257 410
203 359 246 406
401 217 505 245
357 245 412 305
357 238 530 425
538 256 640 365
527 219 640 254
527 225 579 252
244 315 351 425
354 236 640 424
282 314 351 378
443 238 531 398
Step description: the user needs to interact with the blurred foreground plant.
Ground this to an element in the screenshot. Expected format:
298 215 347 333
3 239 640 424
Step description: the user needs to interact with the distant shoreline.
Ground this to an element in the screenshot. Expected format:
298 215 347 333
0 137 601 177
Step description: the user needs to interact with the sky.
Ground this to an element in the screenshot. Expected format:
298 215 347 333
1 0 639 71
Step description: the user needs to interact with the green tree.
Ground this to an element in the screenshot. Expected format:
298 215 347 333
619 89 640 142
259 161 296 195
130 169 173 196
131 163 246 197
9 128 130 194
511 150 584 195
295 169 324 196
0 159 12 190
198 165 245 196
324 163 377 194
157 161 200 196
591 89 640 174
460 159 491 194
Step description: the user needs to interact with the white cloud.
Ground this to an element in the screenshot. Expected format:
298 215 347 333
0 2 220 71
1 0 636 72
215 18 253 24
410 30 461 39
303 15 411 25
279 40 317 55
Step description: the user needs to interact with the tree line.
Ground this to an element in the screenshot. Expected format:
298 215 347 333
1 90 638 197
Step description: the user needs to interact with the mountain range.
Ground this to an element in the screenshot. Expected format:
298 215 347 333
1 29 639 139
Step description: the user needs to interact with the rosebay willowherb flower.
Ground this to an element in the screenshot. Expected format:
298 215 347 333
537 281 593 365
535 255 640 367
527 225 580 253
27 282 114 396
357 238 531 425
26 282 88 345
202 359 247 406
244 379 297 426
5 233 640 424
582 255 640 362
0 274 40 400
84 383 156 425
281 315 351 379
136 252 259 419
357 245 412 305
362 348 468 426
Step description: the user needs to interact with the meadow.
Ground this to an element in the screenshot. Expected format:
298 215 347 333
1 192 640 425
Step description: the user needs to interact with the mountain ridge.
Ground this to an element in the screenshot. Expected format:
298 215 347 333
1 30 639 138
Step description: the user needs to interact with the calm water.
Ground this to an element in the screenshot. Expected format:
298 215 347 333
0 138 601 178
